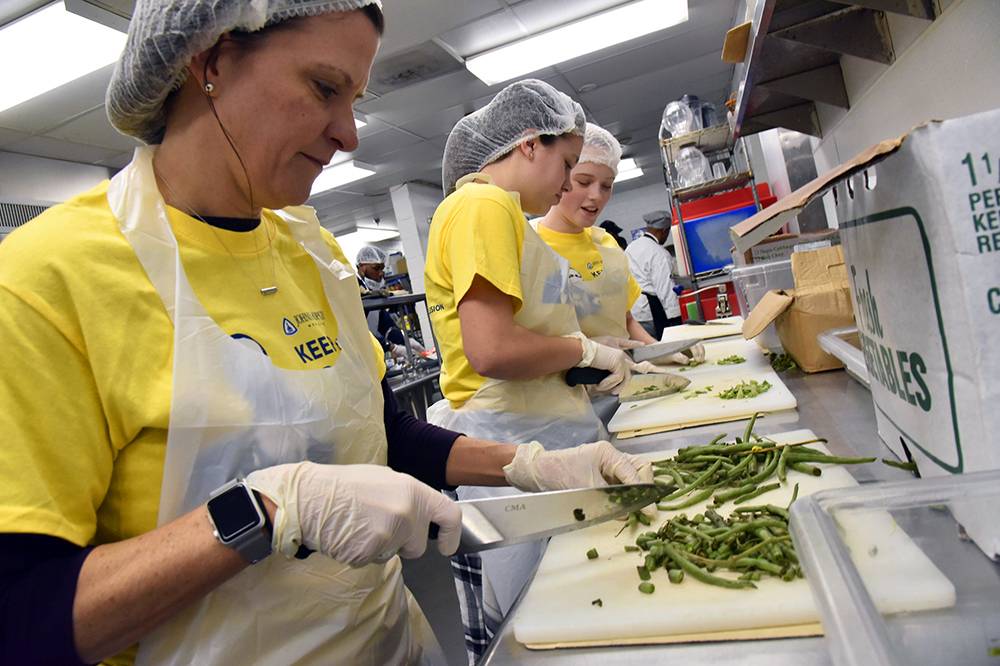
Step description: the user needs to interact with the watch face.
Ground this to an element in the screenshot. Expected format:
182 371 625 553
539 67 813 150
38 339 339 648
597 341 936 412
207 486 261 542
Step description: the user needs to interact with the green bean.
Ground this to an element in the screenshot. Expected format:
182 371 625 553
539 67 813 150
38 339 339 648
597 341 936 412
672 523 714 543
724 454 754 479
591 598 603 607
733 504 790 520
742 412 761 447
787 452 875 465
881 458 919 472
635 511 651 526
637 565 651 581
788 461 822 476
712 483 756 505
624 545 640 552
718 519 787 544
777 444 790 482
658 460 723 502
661 543 755 590
733 482 782 505
729 558 784 575
667 568 684 584
787 483 800 508
658 486 715 511
638 582 655 594
743 451 780 485
586 548 599 560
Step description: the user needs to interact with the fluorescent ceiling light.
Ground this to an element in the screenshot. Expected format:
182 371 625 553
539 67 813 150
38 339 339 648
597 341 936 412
465 0 689 85
310 160 376 195
0 2 127 113
615 158 643 183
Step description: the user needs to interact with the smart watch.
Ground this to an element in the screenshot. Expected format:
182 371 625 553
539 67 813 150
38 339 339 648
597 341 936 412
206 478 273 564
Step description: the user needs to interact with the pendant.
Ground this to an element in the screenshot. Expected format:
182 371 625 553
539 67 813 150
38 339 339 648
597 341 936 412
260 286 278 296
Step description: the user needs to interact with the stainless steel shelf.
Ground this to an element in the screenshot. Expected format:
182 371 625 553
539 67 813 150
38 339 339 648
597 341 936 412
732 0 938 138
673 171 752 203
660 124 735 164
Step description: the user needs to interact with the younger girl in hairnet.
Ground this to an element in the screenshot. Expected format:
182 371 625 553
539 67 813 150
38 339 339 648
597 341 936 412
535 123 704 424
423 81 654 663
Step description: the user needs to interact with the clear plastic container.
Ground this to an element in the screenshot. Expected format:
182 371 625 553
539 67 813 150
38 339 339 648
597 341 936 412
790 470 1000 666
730 259 794 351
817 326 870 389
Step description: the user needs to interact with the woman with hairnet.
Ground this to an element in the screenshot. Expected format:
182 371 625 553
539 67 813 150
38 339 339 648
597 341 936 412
534 123 705 422
423 82 654 663
0 3 653 665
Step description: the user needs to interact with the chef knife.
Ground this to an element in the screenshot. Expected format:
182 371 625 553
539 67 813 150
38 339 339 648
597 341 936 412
430 484 664 555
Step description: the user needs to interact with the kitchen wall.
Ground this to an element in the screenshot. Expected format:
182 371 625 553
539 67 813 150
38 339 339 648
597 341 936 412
0 150 112 204
814 0 1000 224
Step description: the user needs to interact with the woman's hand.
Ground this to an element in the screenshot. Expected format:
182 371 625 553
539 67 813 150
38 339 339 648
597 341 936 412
247 462 462 566
502 441 653 492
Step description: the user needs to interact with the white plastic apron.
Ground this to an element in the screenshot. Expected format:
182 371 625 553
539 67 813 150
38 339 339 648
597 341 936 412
426 175 605 614
110 147 439 666
533 224 633 426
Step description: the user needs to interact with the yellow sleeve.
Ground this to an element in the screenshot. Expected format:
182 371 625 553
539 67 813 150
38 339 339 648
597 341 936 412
0 286 112 545
319 228 387 381
441 194 524 309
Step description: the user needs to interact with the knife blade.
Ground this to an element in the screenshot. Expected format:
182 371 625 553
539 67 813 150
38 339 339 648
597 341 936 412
630 338 702 363
431 484 664 555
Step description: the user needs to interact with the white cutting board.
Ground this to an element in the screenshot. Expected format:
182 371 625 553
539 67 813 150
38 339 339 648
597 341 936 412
608 368 796 436
668 338 771 376
660 316 744 343
513 431 956 647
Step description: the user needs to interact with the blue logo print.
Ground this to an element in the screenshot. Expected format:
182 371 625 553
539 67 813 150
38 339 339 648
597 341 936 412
282 318 299 336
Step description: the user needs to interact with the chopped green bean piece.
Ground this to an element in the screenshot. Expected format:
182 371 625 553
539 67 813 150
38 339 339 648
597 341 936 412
573 508 586 522
586 548 599 560
667 569 684 584
638 582 655 594
717 355 746 365
624 545 640 552
637 565 651 581
591 598 603 607
881 458 919 472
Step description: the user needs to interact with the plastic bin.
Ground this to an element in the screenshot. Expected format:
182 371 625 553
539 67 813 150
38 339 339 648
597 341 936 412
730 259 794 351
790 470 1000 666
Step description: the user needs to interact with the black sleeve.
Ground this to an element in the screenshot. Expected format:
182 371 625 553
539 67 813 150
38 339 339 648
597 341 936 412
0 533 92 665
382 379 460 491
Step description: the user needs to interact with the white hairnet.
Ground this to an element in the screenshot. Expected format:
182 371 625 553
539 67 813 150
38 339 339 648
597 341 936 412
578 123 622 175
356 245 387 265
442 79 586 195
107 0 383 144
643 210 672 229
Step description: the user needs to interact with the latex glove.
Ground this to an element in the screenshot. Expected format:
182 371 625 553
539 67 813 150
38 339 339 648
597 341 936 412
389 344 407 362
660 342 707 366
246 462 462 566
591 335 645 351
504 441 654 491
565 332 632 394
630 360 674 375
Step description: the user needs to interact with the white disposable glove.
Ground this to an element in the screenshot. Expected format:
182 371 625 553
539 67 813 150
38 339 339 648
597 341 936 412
654 342 707 367
591 336 645 351
565 332 633 394
503 441 654 492
246 462 462 566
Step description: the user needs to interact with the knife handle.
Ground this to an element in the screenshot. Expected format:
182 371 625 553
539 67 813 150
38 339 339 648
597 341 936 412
565 367 610 386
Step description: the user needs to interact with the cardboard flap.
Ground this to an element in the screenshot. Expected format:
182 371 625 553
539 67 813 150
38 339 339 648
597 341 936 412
791 245 849 291
728 127 928 253
742 290 794 340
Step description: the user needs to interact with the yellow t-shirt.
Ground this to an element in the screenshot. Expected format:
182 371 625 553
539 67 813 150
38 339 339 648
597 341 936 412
0 181 384 665
535 223 642 309
424 180 526 407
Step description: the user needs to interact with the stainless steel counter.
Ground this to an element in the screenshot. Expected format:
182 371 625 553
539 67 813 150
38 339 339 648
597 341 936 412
481 368 920 666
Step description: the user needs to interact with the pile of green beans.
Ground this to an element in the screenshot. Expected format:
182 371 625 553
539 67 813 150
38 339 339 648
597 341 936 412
615 414 877 594
769 353 797 372
717 379 772 400
717 355 746 366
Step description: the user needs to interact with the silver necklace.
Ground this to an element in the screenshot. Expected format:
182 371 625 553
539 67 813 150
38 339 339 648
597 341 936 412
156 172 278 296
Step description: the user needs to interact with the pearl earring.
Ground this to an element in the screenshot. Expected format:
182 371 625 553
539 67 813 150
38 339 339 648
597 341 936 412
204 82 215 94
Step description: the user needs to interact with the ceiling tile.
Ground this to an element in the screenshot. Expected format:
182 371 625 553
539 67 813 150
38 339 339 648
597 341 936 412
380 0 503 57
45 106 141 152
0 63 114 134
353 127 425 164
5 134 121 165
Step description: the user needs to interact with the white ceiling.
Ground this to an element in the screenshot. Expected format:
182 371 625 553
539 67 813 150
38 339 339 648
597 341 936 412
0 0 740 233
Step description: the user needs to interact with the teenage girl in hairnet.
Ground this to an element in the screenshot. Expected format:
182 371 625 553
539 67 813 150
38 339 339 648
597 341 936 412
423 82 655 663
535 123 705 422
0 4 651 665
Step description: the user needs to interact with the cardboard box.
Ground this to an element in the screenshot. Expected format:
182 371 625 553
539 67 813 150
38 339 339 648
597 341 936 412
731 108 1000 558
742 245 856 372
